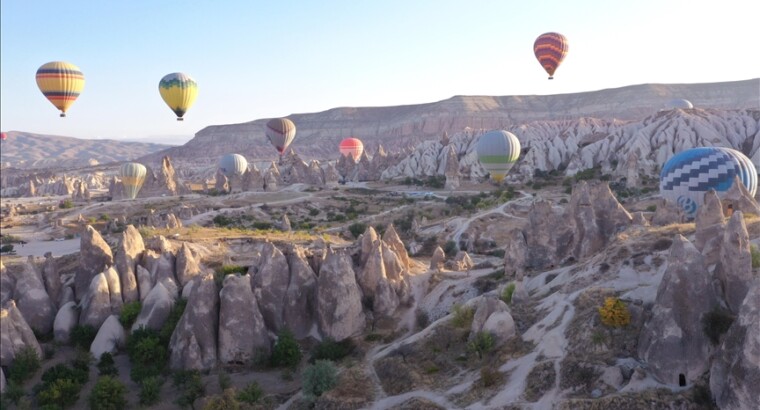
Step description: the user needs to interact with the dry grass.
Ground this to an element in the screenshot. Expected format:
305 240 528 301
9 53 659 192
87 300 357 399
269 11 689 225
138 226 345 245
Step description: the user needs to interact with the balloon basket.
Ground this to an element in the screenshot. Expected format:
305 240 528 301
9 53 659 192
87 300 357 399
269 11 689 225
177 118 184 121
548 76 554 80
60 113 66 117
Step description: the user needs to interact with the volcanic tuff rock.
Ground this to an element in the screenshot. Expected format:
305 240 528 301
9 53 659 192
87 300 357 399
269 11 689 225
430 246 445 271
316 249 365 341
0 262 11 305
170 273 219 371
638 235 717 386
77 225 114 301
14 258 55 335
136 265 153 302
241 165 264 191
176 243 202 287
283 245 318 339
0 300 43 367
722 175 760 216
214 169 229 193
41 252 62 309
694 190 726 266
132 282 175 332
53 301 78 343
218 274 270 364
651 198 684 226
114 225 144 303
90 315 125 360
568 182 632 260
718 211 753 314
710 279 760 410
79 272 114 330
251 242 290 333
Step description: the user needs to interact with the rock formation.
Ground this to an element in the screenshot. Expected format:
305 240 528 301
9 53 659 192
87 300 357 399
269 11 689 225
132 282 175 332
694 190 726 266
90 315 125 360
218 274 270 364
430 247 445 271
214 169 229 193
14 258 55 335
79 273 113 330
169 273 219 371
469 297 515 346
53 301 78 343
251 242 290 333
722 175 760 216
113 226 144 305
77 225 114 301
176 243 202 287
0 300 43 367
316 249 365 341
717 211 753 314
283 246 318 339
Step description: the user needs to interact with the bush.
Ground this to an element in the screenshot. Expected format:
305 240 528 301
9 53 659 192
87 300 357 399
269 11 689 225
752 244 760 269
97 352 119 377
302 360 338 399
309 208 320 216
443 240 458 257
203 389 241 410
271 329 302 368
500 282 516 305
41 363 88 386
236 382 263 404
215 265 247 288
89 376 127 410
415 308 430 330
0 244 14 253
348 222 367 239
36 378 81 409
59 199 74 209
159 298 187 344
598 297 631 327
174 370 204 409
311 338 354 362
467 332 495 359
218 370 232 391
702 306 735 345
451 304 475 328
646 205 657 212
127 327 168 382
119 301 142 327
480 367 500 387
7 346 41 384
71 324 98 350
3 381 25 405
139 376 163 406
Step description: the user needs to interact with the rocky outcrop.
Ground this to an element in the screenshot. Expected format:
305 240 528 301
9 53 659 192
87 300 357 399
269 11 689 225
360 226 379 265
722 175 760 216
283 246 318 339
251 242 289 333
0 261 14 306
136 265 153 302
214 169 229 193
132 282 175 332
169 274 219 371
445 251 473 271
638 235 717 386
77 225 114 301
218 274 270 364
90 315 125 360
102 267 123 313
469 297 515 346
382 225 409 271
710 279 760 410
176 243 202 287
717 211 753 314
631 211 649 226
503 229 528 279
14 258 55 335
41 252 62 308
443 145 460 190
336 153 357 181
281 214 292 232
429 247 445 271
114 225 144 303
323 162 340 186
80 273 113 330
241 165 264 192
1 301 43 367
568 182 632 260
54 301 78 343
138 156 187 198
316 249 365 341
651 199 684 226
694 190 726 266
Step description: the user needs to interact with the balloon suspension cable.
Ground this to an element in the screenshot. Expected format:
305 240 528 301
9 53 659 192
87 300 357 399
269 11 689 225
60 113 66 117
177 117 184 121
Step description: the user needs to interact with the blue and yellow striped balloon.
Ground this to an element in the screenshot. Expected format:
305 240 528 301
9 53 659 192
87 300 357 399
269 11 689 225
660 147 757 218
159 72 198 121
35 61 85 117
477 130 521 183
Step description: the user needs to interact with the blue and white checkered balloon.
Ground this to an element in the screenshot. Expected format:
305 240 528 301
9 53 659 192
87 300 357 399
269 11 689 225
660 147 757 218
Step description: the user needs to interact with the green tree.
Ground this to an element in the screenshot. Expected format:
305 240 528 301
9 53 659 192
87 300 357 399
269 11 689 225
89 376 127 410
302 360 338 399
271 329 302 368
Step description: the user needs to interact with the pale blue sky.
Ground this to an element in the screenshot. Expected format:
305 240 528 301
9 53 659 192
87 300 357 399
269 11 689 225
1 0 758 144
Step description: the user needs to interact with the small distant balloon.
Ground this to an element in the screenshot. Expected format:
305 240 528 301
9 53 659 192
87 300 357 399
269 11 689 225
159 72 198 121
533 33 569 80
265 118 297 155
120 162 147 200
339 137 364 161
219 154 248 177
36 61 85 117
477 130 521 183
664 99 694 110
1 132 7 141
660 147 757 218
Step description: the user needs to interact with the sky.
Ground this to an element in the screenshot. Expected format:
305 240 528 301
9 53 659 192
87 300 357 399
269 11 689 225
1 0 759 145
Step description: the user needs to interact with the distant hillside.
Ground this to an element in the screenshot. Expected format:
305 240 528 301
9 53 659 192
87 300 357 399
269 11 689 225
0 132 172 169
143 79 759 165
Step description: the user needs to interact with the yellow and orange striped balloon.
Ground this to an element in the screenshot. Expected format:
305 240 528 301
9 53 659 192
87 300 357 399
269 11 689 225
35 61 85 117
533 33 569 80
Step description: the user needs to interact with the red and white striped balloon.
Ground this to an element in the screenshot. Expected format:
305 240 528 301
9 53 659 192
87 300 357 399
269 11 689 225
339 137 364 161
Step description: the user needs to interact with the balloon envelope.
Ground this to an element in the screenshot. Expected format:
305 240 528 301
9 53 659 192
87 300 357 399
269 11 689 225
35 61 85 117
120 162 147 200
159 73 198 120
0 132 6 141
660 147 757 218
339 138 364 161
664 99 694 110
533 33 569 79
219 154 248 177
477 130 521 182
265 118 297 155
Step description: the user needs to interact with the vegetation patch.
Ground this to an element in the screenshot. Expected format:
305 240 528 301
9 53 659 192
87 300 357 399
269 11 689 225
524 361 556 402
702 306 735 345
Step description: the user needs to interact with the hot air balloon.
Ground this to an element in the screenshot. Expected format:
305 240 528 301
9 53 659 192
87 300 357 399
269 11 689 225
265 118 297 155
120 162 147 200
1 132 7 141
159 73 198 121
219 154 248 177
339 137 364 161
533 33 569 80
477 130 521 182
660 147 757 218
35 61 85 117
664 99 694 110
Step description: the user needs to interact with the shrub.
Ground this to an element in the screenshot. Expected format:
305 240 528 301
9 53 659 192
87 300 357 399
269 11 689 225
0 244 14 253
702 306 735 345
71 350 93 375
3 381 25 404
215 265 247 288
364 333 382 342
348 222 367 239
119 301 142 327
59 199 74 209
598 297 631 328
591 330 607 346
99 213 111 221
415 308 430 330
175 371 204 409
236 382 263 404
309 208 320 216
203 389 241 410
451 304 475 328
218 370 232 391
139 376 163 406
443 240 458 257
467 332 495 359
89 376 127 410
752 244 760 269
480 367 500 387
646 205 657 212
97 352 119 377
36 378 81 409
500 282 516 305
159 298 187 344
311 338 354 362
302 360 338 399
271 329 302 368
128 327 168 382
41 363 88 386
7 346 41 384
71 324 98 350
